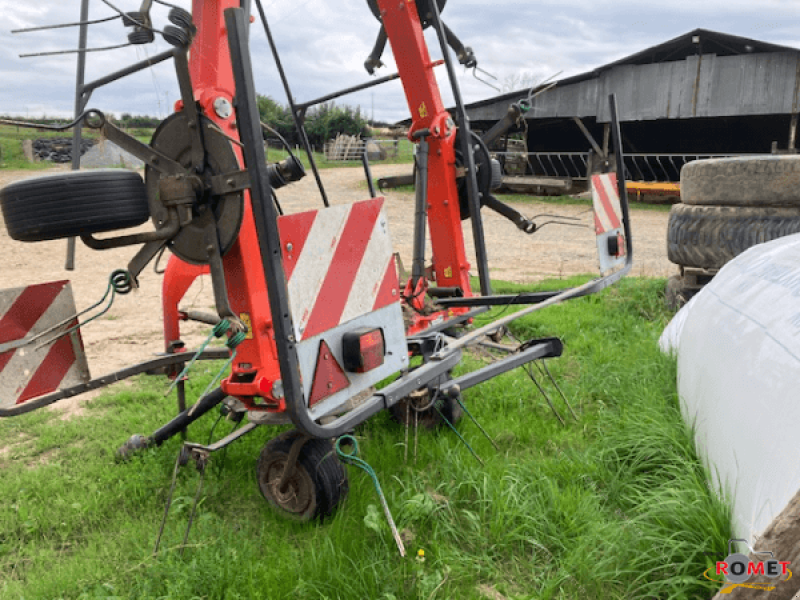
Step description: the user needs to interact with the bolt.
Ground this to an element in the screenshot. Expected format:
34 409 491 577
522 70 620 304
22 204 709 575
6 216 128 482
213 97 233 119
287 242 293 252
226 178 235 187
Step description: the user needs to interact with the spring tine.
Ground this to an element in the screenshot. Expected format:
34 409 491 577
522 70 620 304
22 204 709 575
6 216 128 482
456 397 499 451
404 401 410 464
154 448 184 555
537 361 579 421
20 43 132 58
524 364 565 426
434 404 484 466
472 67 500 92
413 409 419 464
180 457 207 555
12 14 120 34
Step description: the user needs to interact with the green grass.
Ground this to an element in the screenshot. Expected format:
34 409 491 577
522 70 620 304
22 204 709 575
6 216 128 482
266 138 414 170
0 124 413 171
0 125 100 170
0 277 729 599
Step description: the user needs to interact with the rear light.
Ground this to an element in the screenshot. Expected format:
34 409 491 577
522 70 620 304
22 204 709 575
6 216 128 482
342 327 385 373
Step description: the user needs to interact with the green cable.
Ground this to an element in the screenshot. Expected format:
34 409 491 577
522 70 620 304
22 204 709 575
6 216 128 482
335 435 406 557
165 319 231 396
34 269 133 350
197 330 248 400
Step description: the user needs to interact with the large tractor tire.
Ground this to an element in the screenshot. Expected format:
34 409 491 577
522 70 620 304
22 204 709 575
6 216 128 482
681 155 800 207
0 169 150 242
666 204 800 269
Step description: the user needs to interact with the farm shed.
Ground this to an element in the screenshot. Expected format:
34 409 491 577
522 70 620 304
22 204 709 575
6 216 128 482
465 29 800 191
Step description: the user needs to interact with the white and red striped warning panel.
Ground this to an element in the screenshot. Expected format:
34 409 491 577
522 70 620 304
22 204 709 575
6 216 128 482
0 281 90 411
277 198 408 418
591 173 627 274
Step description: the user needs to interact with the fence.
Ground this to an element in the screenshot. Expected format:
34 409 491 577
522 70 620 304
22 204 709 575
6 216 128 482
493 151 752 183
323 136 406 161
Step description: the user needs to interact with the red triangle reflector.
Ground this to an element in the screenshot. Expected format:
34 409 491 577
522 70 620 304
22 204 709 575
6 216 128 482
308 340 350 407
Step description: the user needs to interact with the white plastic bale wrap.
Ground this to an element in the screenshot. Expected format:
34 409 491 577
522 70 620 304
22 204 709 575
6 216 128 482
660 233 800 540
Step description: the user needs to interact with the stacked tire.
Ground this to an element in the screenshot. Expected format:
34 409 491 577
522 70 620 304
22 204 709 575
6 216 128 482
666 156 800 309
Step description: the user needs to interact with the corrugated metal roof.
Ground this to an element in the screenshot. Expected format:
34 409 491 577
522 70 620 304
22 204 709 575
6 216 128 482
465 29 800 123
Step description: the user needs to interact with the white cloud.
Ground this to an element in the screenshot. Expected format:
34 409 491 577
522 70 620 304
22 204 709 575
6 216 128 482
0 0 798 124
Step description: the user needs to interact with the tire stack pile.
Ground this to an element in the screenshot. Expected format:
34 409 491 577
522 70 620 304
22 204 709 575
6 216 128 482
32 138 95 163
665 156 800 309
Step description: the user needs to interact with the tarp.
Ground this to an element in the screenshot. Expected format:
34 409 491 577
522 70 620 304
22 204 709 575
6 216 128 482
660 234 800 540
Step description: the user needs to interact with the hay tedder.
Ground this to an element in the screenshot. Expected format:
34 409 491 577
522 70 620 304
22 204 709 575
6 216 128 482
0 0 631 533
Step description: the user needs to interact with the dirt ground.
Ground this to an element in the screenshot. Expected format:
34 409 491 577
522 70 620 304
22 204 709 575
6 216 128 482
0 164 673 414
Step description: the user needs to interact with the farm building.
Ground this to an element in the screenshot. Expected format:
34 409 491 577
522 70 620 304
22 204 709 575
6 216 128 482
465 29 800 193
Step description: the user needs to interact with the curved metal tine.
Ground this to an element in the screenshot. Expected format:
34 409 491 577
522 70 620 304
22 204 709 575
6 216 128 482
472 66 500 92
434 403 484 466
455 396 500 451
0 111 97 132
528 212 583 222
12 14 120 34
523 364 565 425
20 43 133 58
535 220 588 231
534 360 578 420
154 448 185 555
180 458 207 555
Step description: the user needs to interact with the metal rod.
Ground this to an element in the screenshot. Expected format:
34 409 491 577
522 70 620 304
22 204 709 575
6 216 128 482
12 14 119 34
154 449 183 555
524 364 565 426
609 94 633 261
411 135 430 286
67 0 91 272
150 388 227 445
253 0 328 207
427 0 492 297
362 151 377 198
82 49 175 97
572 116 603 157
294 66 445 112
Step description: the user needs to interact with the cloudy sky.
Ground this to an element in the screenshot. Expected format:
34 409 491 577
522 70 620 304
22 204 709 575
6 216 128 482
0 0 798 125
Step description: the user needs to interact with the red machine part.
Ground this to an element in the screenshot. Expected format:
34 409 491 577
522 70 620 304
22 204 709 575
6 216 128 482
161 0 479 409
375 0 474 327
161 0 282 410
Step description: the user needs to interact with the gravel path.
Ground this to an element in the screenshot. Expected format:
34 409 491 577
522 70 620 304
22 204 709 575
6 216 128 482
0 164 672 415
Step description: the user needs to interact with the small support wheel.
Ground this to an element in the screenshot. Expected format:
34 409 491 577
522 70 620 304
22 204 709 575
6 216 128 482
257 430 348 521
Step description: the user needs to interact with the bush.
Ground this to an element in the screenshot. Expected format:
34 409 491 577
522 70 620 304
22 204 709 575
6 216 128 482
256 95 371 149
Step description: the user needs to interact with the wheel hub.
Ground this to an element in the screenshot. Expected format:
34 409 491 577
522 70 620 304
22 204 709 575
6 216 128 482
145 111 244 265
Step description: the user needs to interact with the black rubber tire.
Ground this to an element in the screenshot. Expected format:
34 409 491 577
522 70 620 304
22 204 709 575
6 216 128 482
666 203 800 269
681 155 800 207
256 431 348 522
0 169 150 242
664 275 699 311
